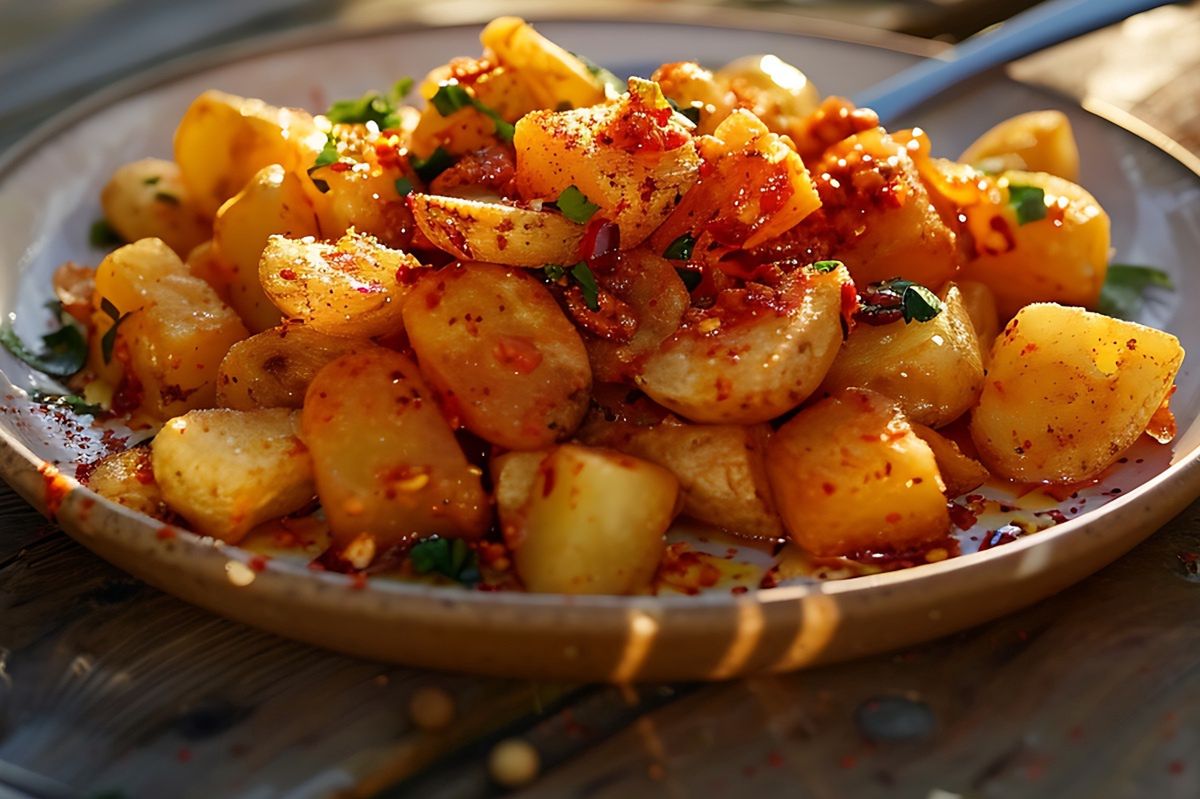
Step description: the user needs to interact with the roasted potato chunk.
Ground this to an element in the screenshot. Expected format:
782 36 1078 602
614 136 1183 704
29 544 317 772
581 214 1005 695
960 171 1109 318
960 110 1079 181
766 389 949 557
408 193 583 266
301 349 489 552
637 264 850 424
513 78 701 249
152 408 315 542
213 164 323 332
85 447 168 520
100 159 210 258
217 324 370 410
970 304 1183 483
501 445 679 594
955 280 1001 361
260 231 422 337
651 61 737 135
174 90 326 216
715 54 820 136
910 423 989 497
402 262 591 449
821 284 984 427
480 17 609 109
91 238 248 421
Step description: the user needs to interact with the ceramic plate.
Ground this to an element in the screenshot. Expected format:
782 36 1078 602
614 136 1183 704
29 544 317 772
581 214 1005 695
1 8 1198 681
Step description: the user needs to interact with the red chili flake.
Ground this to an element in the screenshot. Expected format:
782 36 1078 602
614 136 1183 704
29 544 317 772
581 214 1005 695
839 754 857 769
350 572 368 590
884 512 902 524
947 502 978 531
279 268 297 281
493 336 543 374
329 161 351 173
75 460 98 482
731 585 749 595
156 526 176 540
822 482 836 496
248 555 269 572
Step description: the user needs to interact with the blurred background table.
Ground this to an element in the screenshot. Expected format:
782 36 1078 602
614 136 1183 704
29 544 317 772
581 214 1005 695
1 2 1198 797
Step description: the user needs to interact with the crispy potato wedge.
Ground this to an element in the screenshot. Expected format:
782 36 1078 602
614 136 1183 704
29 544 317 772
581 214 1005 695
85 447 169 520
152 408 315 542
217 324 371 410
637 263 850 423
402 262 591 449
101 158 210 258
766 389 949 557
301 349 489 552
260 230 423 337
408 193 583 266
970 304 1183 483
910 423 989 497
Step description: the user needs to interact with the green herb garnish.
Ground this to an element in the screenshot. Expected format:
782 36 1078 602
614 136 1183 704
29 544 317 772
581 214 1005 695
1007 184 1047 225
88 219 124 249
0 305 88 378
394 177 414 197
901 284 942 323
325 78 413 129
429 83 514 143
99 297 131 364
409 147 456 183
30 390 103 416
663 233 695 261
554 185 599 224
572 52 625 96
675 267 701 292
1098 263 1174 320
666 97 700 126
409 537 480 585
542 265 567 282
571 262 600 311
859 278 943 325
811 260 843 273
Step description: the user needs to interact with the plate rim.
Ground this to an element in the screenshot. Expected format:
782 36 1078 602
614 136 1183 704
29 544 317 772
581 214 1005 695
1 5 1198 615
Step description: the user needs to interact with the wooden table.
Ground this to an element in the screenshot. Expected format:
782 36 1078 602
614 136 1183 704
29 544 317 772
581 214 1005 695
1 4 1198 798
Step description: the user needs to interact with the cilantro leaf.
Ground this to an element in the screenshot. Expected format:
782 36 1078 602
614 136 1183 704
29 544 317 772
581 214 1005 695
858 278 943 325
89 218 124 249
409 537 480 585
1 312 87 378
675 267 701 292
901 284 942 323
1099 263 1174 320
394 177 413 197
325 77 412 129
666 97 700 126
99 298 131 364
572 52 626 95
542 265 566 282
1007 184 1047 225
30 390 103 416
429 83 515 143
811 260 843 273
554 185 599 224
409 147 456 183
663 233 695 261
312 135 339 169
570 262 600 311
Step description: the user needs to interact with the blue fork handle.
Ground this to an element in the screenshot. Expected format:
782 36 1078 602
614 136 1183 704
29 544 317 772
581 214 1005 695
853 0 1176 122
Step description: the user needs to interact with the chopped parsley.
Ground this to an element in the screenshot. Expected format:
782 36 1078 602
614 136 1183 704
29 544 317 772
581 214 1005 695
543 262 601 311
666 97 700 126
409 147 456 183
1098 263 1174 320
675 267 702 292
30 390 103 416
0 304 88 378
858 278 943 325
1007 184 1047 225
572 52 626 96
89 218 124 249
394 177 414 197
429 83 514 143
99 297 131 364
811 260 843 273
324 77 413 129
553 185 599 224
663 233 695 261
409 537 480 585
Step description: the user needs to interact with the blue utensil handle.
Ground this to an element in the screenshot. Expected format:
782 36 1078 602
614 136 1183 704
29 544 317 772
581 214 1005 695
854 0 1175 122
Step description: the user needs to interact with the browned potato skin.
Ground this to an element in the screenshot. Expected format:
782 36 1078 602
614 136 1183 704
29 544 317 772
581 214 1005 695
766 389 949 557
259 231 422 338
970 304 1184 483
217 324 371 410
637 264 849 424
301 349 489 552
586 249 691 383
582 417 783 539
402 262 592 450
101 159 211 258
408 193 584 266
820 284 984 428
152 408 315 543
85 447 169 520
910 423 989 497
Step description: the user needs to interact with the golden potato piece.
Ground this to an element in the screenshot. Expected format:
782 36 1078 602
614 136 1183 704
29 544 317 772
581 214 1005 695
301 349 489 552
766 389 949 557
402 262 591 449
85 447 168 520
637 264 849 424
955 280 1001 362
217 324 370 410
513 78 700 249
960 171 1109 319
503 444 678 594
409 193 583 266
651 61 737 135
174 90 326 217
152 408 315 542
260 230 422 337
411 63 536 158
100 158 210 258
910 423 989 498
213 163 323 333
480 17 608 109
820 284 984 428
960 110 1079 181
715 54 820 136
91 238 248 421
970 304 1183 483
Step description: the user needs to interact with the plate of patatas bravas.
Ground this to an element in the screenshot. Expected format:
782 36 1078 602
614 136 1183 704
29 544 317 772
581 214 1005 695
0 14 1194 680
